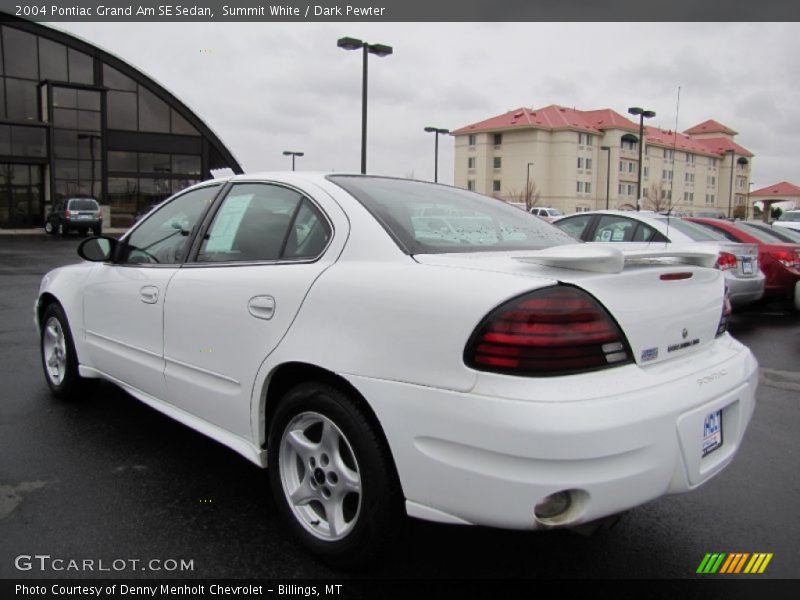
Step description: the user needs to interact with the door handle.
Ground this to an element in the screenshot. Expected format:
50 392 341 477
248 295 275 320
140 285 159 304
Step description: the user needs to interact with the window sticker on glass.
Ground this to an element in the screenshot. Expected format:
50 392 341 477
203 193 253 253
600 229 612 242
612 229 625 241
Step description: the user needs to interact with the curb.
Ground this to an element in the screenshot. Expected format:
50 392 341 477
0 228 128 236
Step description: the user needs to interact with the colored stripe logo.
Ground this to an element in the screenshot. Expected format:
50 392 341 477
696 553 773 574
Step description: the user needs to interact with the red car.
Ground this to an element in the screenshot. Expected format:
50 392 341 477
686 217 800 303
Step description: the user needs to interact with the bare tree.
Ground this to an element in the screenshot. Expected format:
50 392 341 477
645 180 674 213
506 179 541 210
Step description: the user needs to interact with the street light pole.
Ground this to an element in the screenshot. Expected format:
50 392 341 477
526 162 534 209
627 107 656 211
728 150 735 219
424 126 449 183
282 150 304 171
338 37 393 175
601 146 611 209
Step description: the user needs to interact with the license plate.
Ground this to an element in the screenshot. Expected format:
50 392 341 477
78 214 91 219
702 410 723 457
742 259 754 275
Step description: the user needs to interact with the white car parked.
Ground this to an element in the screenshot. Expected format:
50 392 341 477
773 210 800 232
36 174 758 565
553 210 765 308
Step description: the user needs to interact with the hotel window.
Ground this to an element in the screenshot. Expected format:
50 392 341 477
684 192 694 203
685 173 694 183
643 166 649 178
577 157 584 169
585 158 592 170
628 162 635 173
468 134 476 146
578 132 592 146
642 188 649 198
662 170 673 181
585 182 591 194
686 153 696 164
663 149 674 160
467 157 475 169
467 180 475 191
493 156 502 169
577 181 584 193
707 176 716 186
493 180 501 192
493 133 502 146
619 160 624 172
709 158 717 167
627 184 634 195
618 183 624 194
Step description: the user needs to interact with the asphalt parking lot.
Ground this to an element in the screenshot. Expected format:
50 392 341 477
1 234 798 581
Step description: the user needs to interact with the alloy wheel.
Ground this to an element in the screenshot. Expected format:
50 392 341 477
278 411 362 541
43 316 68 386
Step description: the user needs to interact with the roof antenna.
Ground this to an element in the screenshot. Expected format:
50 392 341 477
665 85 681 242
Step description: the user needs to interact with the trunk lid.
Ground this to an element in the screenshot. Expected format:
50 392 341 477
415 244 725 367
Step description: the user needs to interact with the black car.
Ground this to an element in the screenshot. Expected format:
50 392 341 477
44 197 103 236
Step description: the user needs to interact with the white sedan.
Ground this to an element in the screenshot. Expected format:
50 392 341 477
36 174 758 565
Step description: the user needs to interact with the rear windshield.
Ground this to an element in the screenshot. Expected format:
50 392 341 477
748 223 800 243
735 222 795 243
68 198 99 211
654 217 727 241
329 176 576 254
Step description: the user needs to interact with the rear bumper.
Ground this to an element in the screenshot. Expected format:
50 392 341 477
726 270 765 307
348 335 758 529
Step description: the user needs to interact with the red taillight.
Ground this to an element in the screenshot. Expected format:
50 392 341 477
715 252 738 271
64 210 71 218
464 286 632 376
769 250 800 269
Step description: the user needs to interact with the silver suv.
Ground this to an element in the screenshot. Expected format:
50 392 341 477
45 197 103 236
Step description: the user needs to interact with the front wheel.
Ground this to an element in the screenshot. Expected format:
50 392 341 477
40 303 94 400
268 383 403 566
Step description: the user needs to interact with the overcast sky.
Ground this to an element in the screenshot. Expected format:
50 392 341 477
51 21 800 189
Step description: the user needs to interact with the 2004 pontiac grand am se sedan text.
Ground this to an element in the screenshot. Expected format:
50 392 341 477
35 174 758 565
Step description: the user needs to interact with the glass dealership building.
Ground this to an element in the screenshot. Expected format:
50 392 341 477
0 18 242 228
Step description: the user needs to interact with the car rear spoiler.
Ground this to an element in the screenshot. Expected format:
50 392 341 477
514 244 719 274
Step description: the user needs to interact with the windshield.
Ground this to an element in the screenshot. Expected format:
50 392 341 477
68 198 99 211
778 212 800 222
329 176 576 254
654 217 727 241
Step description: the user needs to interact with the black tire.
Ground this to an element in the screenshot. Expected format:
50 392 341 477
268 382 403 567
40 303 94 400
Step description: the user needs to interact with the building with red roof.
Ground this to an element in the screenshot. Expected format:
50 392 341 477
750 181 800 213
453 105 753 216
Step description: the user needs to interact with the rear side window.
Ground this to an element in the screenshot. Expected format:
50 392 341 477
68 198 99 211
328 176 575 254
197 183 330 263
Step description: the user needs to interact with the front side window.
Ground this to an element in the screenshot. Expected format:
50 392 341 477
196 183 330 263
118 185 220 265
328 176 575 255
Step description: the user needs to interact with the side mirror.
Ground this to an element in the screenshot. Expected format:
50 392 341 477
78 236 118 262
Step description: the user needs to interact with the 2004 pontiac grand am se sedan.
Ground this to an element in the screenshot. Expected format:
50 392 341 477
36 174 758 565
